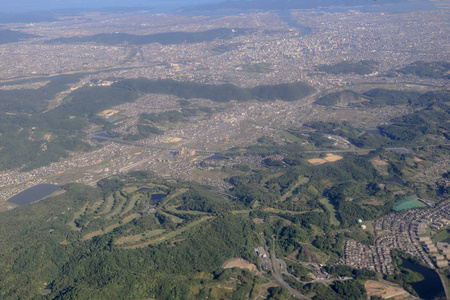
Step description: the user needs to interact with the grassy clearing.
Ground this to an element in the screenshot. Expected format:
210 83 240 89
160 188 188 207
98 194 115 215
260 172 283 186
159 210 184 223
165 205 209 215
69 203 88 231
81 213 139 240
115 229 166 245
279 130 303 143
278 176 309 202
318 198 340 226
122 186 139 194
106 192 126 219
124 216 213 249
120 195 139 217
433 228 450 243
264 208 321 215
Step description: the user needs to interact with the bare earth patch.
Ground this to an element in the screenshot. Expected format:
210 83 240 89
308 158 327 165
365 280 412 300
308 154 343 165
324 154 343 162
253 218 265 224
223 258 257 272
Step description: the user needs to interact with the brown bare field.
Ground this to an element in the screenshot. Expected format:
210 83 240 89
308 158 327 165
324 154 343 162
308 154 343 165
253 218 265 224
223 258 257 272
365 280 411 300
413 156 424 162
170 137 183 142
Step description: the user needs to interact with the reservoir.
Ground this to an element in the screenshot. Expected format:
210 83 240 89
7 184 61 205
401 259 445 299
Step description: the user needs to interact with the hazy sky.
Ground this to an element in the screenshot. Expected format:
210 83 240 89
0 0 222 12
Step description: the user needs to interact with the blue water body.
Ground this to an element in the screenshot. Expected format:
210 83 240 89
150 193 167 205
274 11 312 36
7 184 61 205
401 259 445 300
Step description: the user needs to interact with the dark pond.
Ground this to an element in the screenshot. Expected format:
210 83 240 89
204 155 230 161
401 259 445 300
390 175 406 186
7 184 61 205
150 193 166 205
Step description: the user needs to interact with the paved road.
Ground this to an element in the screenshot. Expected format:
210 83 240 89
261 234 311 299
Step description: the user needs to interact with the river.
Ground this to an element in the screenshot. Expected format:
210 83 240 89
7 184 61 205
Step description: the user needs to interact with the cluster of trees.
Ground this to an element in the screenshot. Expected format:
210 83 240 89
47 28 250 46
315 88 450 108
317 60 378 75
396 61 450 79
114 78 315 103
314 89 361 106
0 29 37 44
0 75 314 170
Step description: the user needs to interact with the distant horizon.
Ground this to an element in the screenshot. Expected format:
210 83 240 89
0 0 222 13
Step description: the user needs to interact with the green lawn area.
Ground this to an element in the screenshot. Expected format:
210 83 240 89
159 210 184 223
160 188 188 207
278 176 309 203
433 228 450 243
318 198 340 226
279 130 303 143
264 208 321 215
98 194 115 215
124 216 213 249
81 213 139 240
69 203 88 231
164 205 209 215
120 194 139 217
115 229 166 245
106 192 126 219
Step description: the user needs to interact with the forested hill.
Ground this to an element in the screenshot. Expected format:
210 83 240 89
181 0 409 11
0 29 38 44
46 28 250 46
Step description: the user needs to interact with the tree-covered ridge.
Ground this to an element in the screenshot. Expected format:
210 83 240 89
46 28 251 46
0 29 38 44
0 77 314 170
317 60 379 75
396 61 450 79
0 151 391 299
314 90 362 106
2 129 448 299
315 88 450 108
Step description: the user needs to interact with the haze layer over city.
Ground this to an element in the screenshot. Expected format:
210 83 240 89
0 0 449 299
